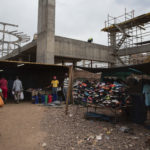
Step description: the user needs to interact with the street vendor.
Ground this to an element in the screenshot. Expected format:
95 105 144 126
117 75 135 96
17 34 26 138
63 73 69 101
143 80 150 120
51 76 59 101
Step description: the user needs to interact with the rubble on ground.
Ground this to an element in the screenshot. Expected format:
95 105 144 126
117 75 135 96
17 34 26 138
41 105 150 150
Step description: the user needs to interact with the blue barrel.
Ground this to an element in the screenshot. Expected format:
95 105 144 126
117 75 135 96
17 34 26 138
41 95 45 104
35 96 39 104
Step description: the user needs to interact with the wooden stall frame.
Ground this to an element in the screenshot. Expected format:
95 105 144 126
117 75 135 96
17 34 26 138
65 66 73 115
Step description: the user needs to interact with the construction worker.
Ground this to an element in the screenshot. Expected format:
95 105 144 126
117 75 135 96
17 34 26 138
88 38 93 43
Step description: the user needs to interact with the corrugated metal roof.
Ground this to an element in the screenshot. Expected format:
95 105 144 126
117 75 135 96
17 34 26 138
0 60 69 68
76 62 150 75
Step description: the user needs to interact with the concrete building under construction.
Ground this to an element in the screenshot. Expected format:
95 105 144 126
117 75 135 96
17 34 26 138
1 0 150 68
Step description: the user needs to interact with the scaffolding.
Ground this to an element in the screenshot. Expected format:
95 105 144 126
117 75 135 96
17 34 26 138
0 22 30 57
102 9 150 65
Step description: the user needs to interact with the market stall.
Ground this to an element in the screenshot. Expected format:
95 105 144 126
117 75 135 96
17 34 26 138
0 60 69 103
73 63 150 123
73 79 131 122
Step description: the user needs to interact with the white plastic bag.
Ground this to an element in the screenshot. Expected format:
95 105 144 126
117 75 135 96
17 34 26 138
20 92 24 100
12 91 15 95
57 87 61 92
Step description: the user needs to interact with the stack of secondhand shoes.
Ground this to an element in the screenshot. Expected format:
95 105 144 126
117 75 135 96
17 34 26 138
73 80 132 109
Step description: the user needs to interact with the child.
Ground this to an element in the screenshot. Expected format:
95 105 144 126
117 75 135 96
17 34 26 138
0 88 4 106
0 88 3 98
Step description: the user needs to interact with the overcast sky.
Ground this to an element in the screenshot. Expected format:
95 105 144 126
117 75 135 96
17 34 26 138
0 0 150 45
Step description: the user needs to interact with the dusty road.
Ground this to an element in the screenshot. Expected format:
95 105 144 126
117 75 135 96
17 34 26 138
0 103 46 150
0 103 150 150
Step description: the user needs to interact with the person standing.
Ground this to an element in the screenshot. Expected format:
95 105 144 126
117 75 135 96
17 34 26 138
0 76 8 104
51 76 59 101
12 76 23 104
0 88 4 107
63 73 69 101
8 77 14 99
143 80 150 121
0 88 3 97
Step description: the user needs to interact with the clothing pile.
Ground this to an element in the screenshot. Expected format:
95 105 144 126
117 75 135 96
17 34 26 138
73 80 131 108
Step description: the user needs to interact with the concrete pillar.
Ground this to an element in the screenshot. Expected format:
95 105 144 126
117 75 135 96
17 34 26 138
62 60 64 66
91 60 93 68
110 32 116 50
37 0 55 64
83 60 86 67
110 32 117 66
73 61 77 67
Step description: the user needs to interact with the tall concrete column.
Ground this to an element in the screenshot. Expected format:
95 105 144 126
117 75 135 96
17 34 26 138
109 32 117 66
110 32 116 51
37 0 55 64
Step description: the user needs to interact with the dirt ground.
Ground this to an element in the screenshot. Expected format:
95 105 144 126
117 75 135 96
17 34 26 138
0 103 47 150
43 105 150 150
0 103 150 150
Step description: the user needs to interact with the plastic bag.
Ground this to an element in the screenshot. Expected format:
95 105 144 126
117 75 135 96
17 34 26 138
57 87 61 92
0 96 4 107
20 92 24 100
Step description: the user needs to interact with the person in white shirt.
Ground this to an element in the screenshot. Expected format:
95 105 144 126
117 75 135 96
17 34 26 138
12 76 23 103
63 73 69 101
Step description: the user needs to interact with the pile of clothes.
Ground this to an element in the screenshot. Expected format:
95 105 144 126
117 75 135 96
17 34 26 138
73 80 132 108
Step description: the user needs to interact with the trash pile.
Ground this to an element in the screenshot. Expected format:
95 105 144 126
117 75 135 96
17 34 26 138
73 80 132 108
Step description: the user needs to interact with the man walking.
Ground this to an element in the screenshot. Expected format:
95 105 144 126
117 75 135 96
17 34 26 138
12 76 23 104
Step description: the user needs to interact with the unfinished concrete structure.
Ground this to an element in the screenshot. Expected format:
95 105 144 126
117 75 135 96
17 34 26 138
1 0 150 67
0 22 30 57
0 0 114 66
102 10 150 65
37 0 55 64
